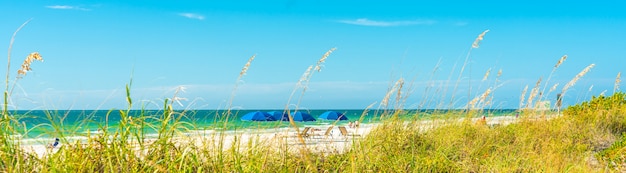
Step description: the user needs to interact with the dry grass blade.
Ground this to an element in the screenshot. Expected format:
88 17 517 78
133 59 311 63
471 29 489 48
482 68 491 81
519 85 528 109
526 78 542 109
380 78 404 108
314 47 336 72
172 86 188 107
469 88 492 109
6 19 32 95
9 52 44 98
286 47 337 171
17 52 43 78
225 54 257 121
469 96 480 109
549 83 559 93
555 55 567 69
296 66 313 89
480 88 492 103
561 64 595 97
615 72 621 93
239 55 256 77
295 48 336 90
453 29 490 107
540 54 568 102
291 47 337 107
599 90 607 96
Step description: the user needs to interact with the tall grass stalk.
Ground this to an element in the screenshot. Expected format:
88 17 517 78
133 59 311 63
526 78 542 109
539 55 567 102
519 85 528 109
559 63 595 111
451 29 489 111
1 19 37 172
485 69 503 111
615 72 621 93
417 60 441 110
292 48 336 107
4 19 32 119
209 54 256 166
284 48 336 128
281 48 336 171
224 54 256 124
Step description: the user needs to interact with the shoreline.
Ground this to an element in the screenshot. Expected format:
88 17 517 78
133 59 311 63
20 121 375 158
19 115 535 158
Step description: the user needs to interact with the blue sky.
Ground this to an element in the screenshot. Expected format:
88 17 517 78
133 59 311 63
1 1 624 110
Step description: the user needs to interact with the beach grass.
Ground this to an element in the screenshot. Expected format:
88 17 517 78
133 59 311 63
341 94 622 172
2 23 626 172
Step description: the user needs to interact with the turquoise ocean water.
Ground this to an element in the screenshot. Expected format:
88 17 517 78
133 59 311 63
10 109 517 140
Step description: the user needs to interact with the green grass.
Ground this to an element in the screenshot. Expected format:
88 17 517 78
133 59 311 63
308 92 623 172
1 93 623 172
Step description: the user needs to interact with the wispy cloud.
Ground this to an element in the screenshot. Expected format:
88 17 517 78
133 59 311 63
178 13 205 20
337 18 435 27
45 5 90 11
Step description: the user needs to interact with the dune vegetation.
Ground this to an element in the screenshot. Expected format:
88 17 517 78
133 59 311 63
1 22 625 172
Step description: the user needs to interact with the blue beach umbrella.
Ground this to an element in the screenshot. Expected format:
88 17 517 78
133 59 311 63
268 111 289 121
241 111 275 121
290 111 316 122
318 111 348 121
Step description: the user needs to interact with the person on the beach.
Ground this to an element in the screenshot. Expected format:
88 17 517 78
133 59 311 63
477 116 487 125
354 121 360 128
48 138 59 149
348 121 354 128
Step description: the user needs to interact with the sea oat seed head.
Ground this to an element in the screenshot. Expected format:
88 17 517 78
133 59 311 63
239 55 256 77
314 47 336 72
469 88 492 109
469 97 479 108
17 52 43 77
555 54 567 68
480 88 492 101
526 78 542 109
381 78 403 107
472 29 489 48
549 83 559 92
395 78 405 103
562 63 595 95
482 68 491 81
519 85 528 109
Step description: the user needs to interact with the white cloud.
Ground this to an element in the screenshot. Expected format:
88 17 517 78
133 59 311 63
45 5 90 11
178 13 205 20
337 18 435 27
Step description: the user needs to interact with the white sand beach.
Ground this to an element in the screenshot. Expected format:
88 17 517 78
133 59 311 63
22 116 523 158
